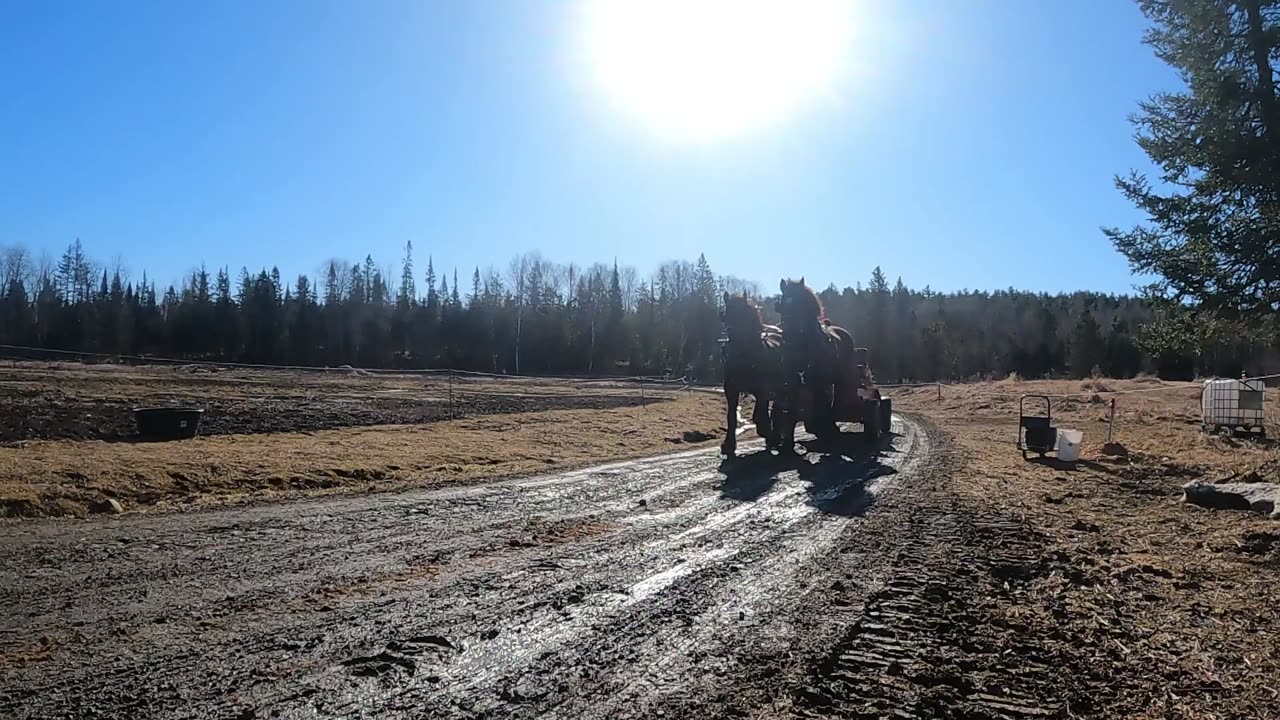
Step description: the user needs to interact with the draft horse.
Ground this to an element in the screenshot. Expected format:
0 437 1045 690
719 292 785 457
774 277 856 451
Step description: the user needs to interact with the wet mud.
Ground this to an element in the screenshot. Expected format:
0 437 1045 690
2 417 1066 718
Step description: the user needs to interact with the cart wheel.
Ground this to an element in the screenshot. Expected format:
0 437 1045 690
863 400 882 441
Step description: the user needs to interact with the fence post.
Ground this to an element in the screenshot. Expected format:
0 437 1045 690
937 381 942 402
1107 397 1116 444
448 369 454 420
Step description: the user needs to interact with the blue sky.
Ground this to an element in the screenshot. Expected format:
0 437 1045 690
0 0 1175 295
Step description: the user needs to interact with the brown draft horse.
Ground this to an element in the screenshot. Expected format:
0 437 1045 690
719 292 785 457
774 277 856 451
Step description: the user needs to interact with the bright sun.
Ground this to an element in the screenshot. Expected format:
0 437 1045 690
577 0 857 143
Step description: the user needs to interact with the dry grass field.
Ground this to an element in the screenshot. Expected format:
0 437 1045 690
0 361 682 442
0 362 723 517
894 376 1280 718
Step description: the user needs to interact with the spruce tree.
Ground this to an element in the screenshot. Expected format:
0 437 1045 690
1106 0 1280 334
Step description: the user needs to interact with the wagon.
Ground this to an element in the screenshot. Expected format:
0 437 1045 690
830 347 892 440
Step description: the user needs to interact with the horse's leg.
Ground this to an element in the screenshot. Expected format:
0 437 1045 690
764 397 781 451
755 394 773 441
722 383 739 457
815 382 838 439
812 358 840 440
752 392 771 439
776 389 799 455
783 408 800 454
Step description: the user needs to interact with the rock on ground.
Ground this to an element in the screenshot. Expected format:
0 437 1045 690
1183 481 1280 519
88 498 124 515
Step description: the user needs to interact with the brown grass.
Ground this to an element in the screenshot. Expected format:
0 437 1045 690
0 395 725 518
894 377 1280 718
0 360 666 401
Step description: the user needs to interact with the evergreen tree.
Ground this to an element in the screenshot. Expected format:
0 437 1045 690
196 264 211 304
425 255 438 309
1069 308 1106 378
398 241 415 308
362 255 376 304
1 274 32 345
1106 0 1280 341
110 272 123 303
348 265 365 305
324 262 341 306
214 267 239 359
56 238 88 303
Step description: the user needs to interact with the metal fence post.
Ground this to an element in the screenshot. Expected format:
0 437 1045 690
448 369 455 419
1107 397 1116 444
937 381 942 402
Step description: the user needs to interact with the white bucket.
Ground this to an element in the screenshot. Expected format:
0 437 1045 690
1057 429 1083 462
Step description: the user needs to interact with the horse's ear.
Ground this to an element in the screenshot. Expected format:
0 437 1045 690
800 275 805 286
779 279 786 292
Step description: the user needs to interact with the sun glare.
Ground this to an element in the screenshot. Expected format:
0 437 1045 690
577 0 857 143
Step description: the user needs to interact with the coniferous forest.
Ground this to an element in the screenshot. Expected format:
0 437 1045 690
0 239 1274 382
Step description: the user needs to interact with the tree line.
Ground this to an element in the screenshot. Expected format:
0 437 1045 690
2 239 1273 381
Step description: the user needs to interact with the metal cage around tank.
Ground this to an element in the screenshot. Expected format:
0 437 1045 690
1200 378 1266 438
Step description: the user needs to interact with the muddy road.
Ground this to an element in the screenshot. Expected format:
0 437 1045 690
1 417 976 719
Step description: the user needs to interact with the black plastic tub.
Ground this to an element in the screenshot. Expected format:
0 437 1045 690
133 407 205 441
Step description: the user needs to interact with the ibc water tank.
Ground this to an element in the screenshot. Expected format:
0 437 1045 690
1201 378 1266 431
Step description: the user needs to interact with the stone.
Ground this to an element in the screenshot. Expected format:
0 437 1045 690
88 498 124 515
1182 481 1280 519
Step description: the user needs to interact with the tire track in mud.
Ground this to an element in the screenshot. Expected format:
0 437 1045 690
790 510 1064 719
1 417 935 720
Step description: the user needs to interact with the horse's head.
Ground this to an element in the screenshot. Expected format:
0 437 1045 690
721 292 764 337
776 277 823 324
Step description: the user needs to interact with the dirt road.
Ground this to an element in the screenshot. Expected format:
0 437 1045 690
0 417 992 719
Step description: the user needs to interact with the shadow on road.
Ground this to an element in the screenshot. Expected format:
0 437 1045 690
717 428 899 517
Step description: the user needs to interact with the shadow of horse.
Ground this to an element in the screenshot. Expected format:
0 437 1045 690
717 449 786 502
716 430 898 517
